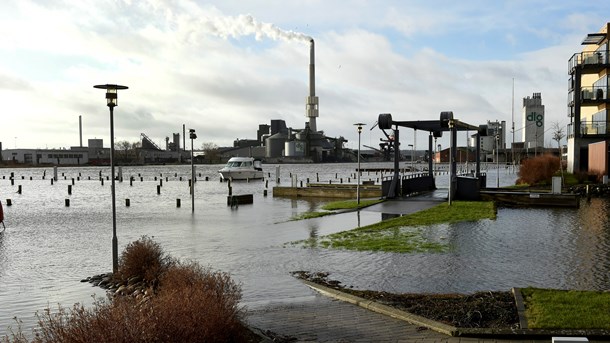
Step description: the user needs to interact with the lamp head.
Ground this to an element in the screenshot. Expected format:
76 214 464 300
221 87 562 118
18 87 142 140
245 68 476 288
353 122 365 134
94 84 128 107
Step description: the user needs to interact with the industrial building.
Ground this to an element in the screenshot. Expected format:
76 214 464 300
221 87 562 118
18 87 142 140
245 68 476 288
567 23 609 174
470 120 506 162
2 38 351 165
220 39 349 163
1 139 98 165
464 92 549 164
522 93 545 150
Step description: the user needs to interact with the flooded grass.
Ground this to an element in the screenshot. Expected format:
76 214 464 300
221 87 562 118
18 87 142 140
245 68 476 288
291 211 332 221
320 199 384 211
318 227 447 253
290 199 384 221
291 201 496 253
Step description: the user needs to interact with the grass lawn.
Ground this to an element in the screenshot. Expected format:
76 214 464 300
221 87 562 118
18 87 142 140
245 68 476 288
291 201 496 253
521 287 610 329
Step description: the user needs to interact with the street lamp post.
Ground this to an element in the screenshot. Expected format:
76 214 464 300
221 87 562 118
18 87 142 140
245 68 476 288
189 129 197 212
94 84 128 274
408 144 414 172
354 123 365 205
495 134 500 188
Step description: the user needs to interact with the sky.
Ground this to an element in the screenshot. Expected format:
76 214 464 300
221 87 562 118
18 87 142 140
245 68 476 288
0 0 608 152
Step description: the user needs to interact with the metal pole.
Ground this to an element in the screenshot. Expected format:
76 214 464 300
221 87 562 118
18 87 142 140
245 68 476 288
109 105 118 274
191 137 195 212
449 122 457 205
496 135 500 188
411 145 414 172
357 130 361 205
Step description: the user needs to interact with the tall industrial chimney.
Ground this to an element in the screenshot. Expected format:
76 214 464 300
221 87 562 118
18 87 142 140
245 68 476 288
79 115 83 147
306 38 319 132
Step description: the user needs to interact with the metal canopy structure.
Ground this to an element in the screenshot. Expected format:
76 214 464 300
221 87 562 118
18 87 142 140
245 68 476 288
384 119 480 133
582 33 606 45
377 112 485 203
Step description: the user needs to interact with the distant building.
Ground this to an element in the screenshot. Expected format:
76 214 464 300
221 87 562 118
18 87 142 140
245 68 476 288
470 120 506 161
522 93 545 150
434 147 477 163
2 148 89 165
225 118 348 163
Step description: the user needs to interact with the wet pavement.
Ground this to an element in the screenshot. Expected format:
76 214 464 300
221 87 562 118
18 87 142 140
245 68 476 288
247 295 593 342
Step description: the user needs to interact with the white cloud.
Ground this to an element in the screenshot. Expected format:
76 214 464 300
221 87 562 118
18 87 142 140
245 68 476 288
0 0 606 150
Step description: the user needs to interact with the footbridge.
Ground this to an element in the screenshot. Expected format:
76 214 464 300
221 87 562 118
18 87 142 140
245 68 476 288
376 112 487 203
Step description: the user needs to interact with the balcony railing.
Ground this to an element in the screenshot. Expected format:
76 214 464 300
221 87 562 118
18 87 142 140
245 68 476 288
567 86 609 107
568 116 610 139
580 85 609 101
569 51 609 73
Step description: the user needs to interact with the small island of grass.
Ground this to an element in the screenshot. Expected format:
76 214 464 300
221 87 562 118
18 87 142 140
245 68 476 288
291 201 496 253
289 199 384 221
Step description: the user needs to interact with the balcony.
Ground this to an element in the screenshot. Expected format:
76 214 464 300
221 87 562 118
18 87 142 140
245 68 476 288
572 119 610 139
567 86 609 107
580 86 609 104
569 51 609 74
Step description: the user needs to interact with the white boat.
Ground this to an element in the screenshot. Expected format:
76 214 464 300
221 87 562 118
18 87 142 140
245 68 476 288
218 157 264 180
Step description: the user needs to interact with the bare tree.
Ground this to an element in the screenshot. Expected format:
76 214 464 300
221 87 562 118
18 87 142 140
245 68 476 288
201 142 220 163
115 140 141 164
552 122 566 181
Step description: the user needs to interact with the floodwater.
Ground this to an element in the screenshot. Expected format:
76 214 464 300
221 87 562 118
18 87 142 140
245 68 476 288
0 162 608 334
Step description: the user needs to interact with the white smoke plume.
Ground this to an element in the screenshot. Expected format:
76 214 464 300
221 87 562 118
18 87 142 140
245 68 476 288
204 14 312 43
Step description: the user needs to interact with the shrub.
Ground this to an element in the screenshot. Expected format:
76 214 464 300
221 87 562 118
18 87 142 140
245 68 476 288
2 239 250 342
149 262 246 342
516 154 560 186
116 236 173 286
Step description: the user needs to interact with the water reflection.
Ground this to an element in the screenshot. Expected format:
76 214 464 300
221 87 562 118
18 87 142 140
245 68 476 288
382 213 401 221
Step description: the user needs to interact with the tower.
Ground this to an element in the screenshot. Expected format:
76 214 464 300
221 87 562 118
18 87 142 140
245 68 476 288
305 39 319 132
522 92 545 150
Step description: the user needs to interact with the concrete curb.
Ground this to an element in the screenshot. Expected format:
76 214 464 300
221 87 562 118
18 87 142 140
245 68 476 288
302 280 610 338
512 287 528 329
302 280 455 336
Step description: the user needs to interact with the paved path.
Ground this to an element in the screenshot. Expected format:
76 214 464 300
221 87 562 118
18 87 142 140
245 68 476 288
247 295 609 342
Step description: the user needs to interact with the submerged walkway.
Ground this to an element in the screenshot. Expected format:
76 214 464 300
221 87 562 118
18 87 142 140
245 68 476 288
246 194 610 342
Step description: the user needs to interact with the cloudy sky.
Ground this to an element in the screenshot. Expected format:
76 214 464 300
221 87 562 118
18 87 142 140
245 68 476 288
0 0 607 151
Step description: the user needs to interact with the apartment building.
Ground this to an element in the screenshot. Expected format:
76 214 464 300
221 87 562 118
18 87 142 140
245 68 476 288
567 23 610 173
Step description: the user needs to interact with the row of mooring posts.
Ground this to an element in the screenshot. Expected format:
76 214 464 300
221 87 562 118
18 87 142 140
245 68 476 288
2 168 215 183
62 197 187 208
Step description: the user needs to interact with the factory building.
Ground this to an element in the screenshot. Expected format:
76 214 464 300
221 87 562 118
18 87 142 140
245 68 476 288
221 39 348 163
1 140 100 165
469 120 506 162
522 93 545 150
